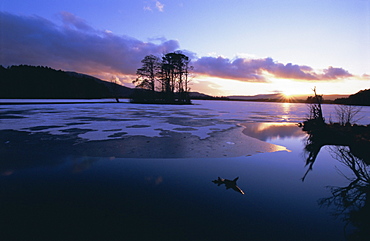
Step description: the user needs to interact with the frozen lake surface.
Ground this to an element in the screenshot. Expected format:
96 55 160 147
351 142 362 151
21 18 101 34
0 99 311 140
1 100 369 240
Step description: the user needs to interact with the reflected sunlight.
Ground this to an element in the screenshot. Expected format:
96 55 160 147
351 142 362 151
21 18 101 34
254 122 294 131
281 102 291 120
240 122 305 143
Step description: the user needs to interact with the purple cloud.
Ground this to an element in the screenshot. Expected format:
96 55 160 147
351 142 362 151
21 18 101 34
321 66 352 79
59 11 94 32
266 61 318 80
193 56 267 82
193 56 353 82
0 12 354 84
0 11 179 77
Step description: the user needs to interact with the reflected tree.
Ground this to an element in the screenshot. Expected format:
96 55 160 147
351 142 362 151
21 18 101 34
301 127 332 182
300 87 370 239
301 131 370 182
318 146 370 240
301 137 323 182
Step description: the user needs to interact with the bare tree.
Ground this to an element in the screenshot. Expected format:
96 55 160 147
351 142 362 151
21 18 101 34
306 87 325 123
110 76 120 102
334 105 363 126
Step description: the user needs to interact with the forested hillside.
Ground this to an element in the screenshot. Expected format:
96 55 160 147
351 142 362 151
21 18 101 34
334 89 370 106
0 65 133 99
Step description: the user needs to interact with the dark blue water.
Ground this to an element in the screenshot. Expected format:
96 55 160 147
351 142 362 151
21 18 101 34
0 123 368 240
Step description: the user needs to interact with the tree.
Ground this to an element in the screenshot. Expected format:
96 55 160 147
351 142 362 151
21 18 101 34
132 51 192 104
133 55 160 92
306 87 325 123
334 105 363 126
334 88 370 106
110 76 121 102
159 51 191 103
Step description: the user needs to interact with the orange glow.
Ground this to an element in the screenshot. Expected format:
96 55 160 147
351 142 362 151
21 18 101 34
277 93 298 103
249 122 295 132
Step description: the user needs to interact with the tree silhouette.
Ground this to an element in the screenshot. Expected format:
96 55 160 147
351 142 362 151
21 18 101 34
132 51 192 104
160 51 191 103
133 54 160 92
306 87 325 123
110 76 121 102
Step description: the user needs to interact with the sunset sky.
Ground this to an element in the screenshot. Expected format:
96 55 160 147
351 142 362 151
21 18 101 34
1 0 369 96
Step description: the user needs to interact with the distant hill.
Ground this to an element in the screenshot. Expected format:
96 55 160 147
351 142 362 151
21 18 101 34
0 65 133 99
322 94 349 101
228 93 349 102
228 93 348 103
228 94 283 100
334 89 370 106
189 91 225 100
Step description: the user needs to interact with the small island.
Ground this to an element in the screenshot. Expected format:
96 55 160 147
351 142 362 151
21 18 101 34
131 51 192 104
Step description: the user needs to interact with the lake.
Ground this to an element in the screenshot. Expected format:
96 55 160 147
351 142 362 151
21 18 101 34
0 100 369 240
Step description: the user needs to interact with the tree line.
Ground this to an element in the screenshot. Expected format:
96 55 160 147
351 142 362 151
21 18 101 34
334 89 370 106
0 65 132 99
131 51 192 104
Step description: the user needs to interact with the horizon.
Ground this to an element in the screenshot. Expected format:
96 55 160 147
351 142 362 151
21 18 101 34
1 0 369 96
1 63 357 100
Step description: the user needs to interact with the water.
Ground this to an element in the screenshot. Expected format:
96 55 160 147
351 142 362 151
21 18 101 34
0 100 369 240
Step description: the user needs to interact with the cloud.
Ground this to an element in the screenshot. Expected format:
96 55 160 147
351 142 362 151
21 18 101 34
321 66 352 79
143 6 152 11
143 1 164 12
155 1 165 12
193 57 267 82
193 56 353 82
0 11 179 80
59 11 94 31
361 74 370 80
0 12 355 85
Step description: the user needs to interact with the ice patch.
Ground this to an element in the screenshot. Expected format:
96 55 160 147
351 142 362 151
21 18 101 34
1 100 369 142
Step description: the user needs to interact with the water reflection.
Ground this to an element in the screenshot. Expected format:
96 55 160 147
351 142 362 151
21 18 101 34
302 132 370 182
300 128 370 239
240 122 305 141
212 177 245 195
318 146 370 240
301 135 324 182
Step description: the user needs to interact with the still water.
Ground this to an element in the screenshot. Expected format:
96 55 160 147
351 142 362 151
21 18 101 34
0 100 369 240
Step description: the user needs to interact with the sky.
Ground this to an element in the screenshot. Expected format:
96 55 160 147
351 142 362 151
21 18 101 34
1 0 369 97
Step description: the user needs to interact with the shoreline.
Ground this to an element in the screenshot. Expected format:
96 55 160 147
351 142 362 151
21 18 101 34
0 98 369 107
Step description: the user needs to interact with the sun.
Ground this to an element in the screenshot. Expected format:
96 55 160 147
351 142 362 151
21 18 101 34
280 90 297 103
281 89 297 98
